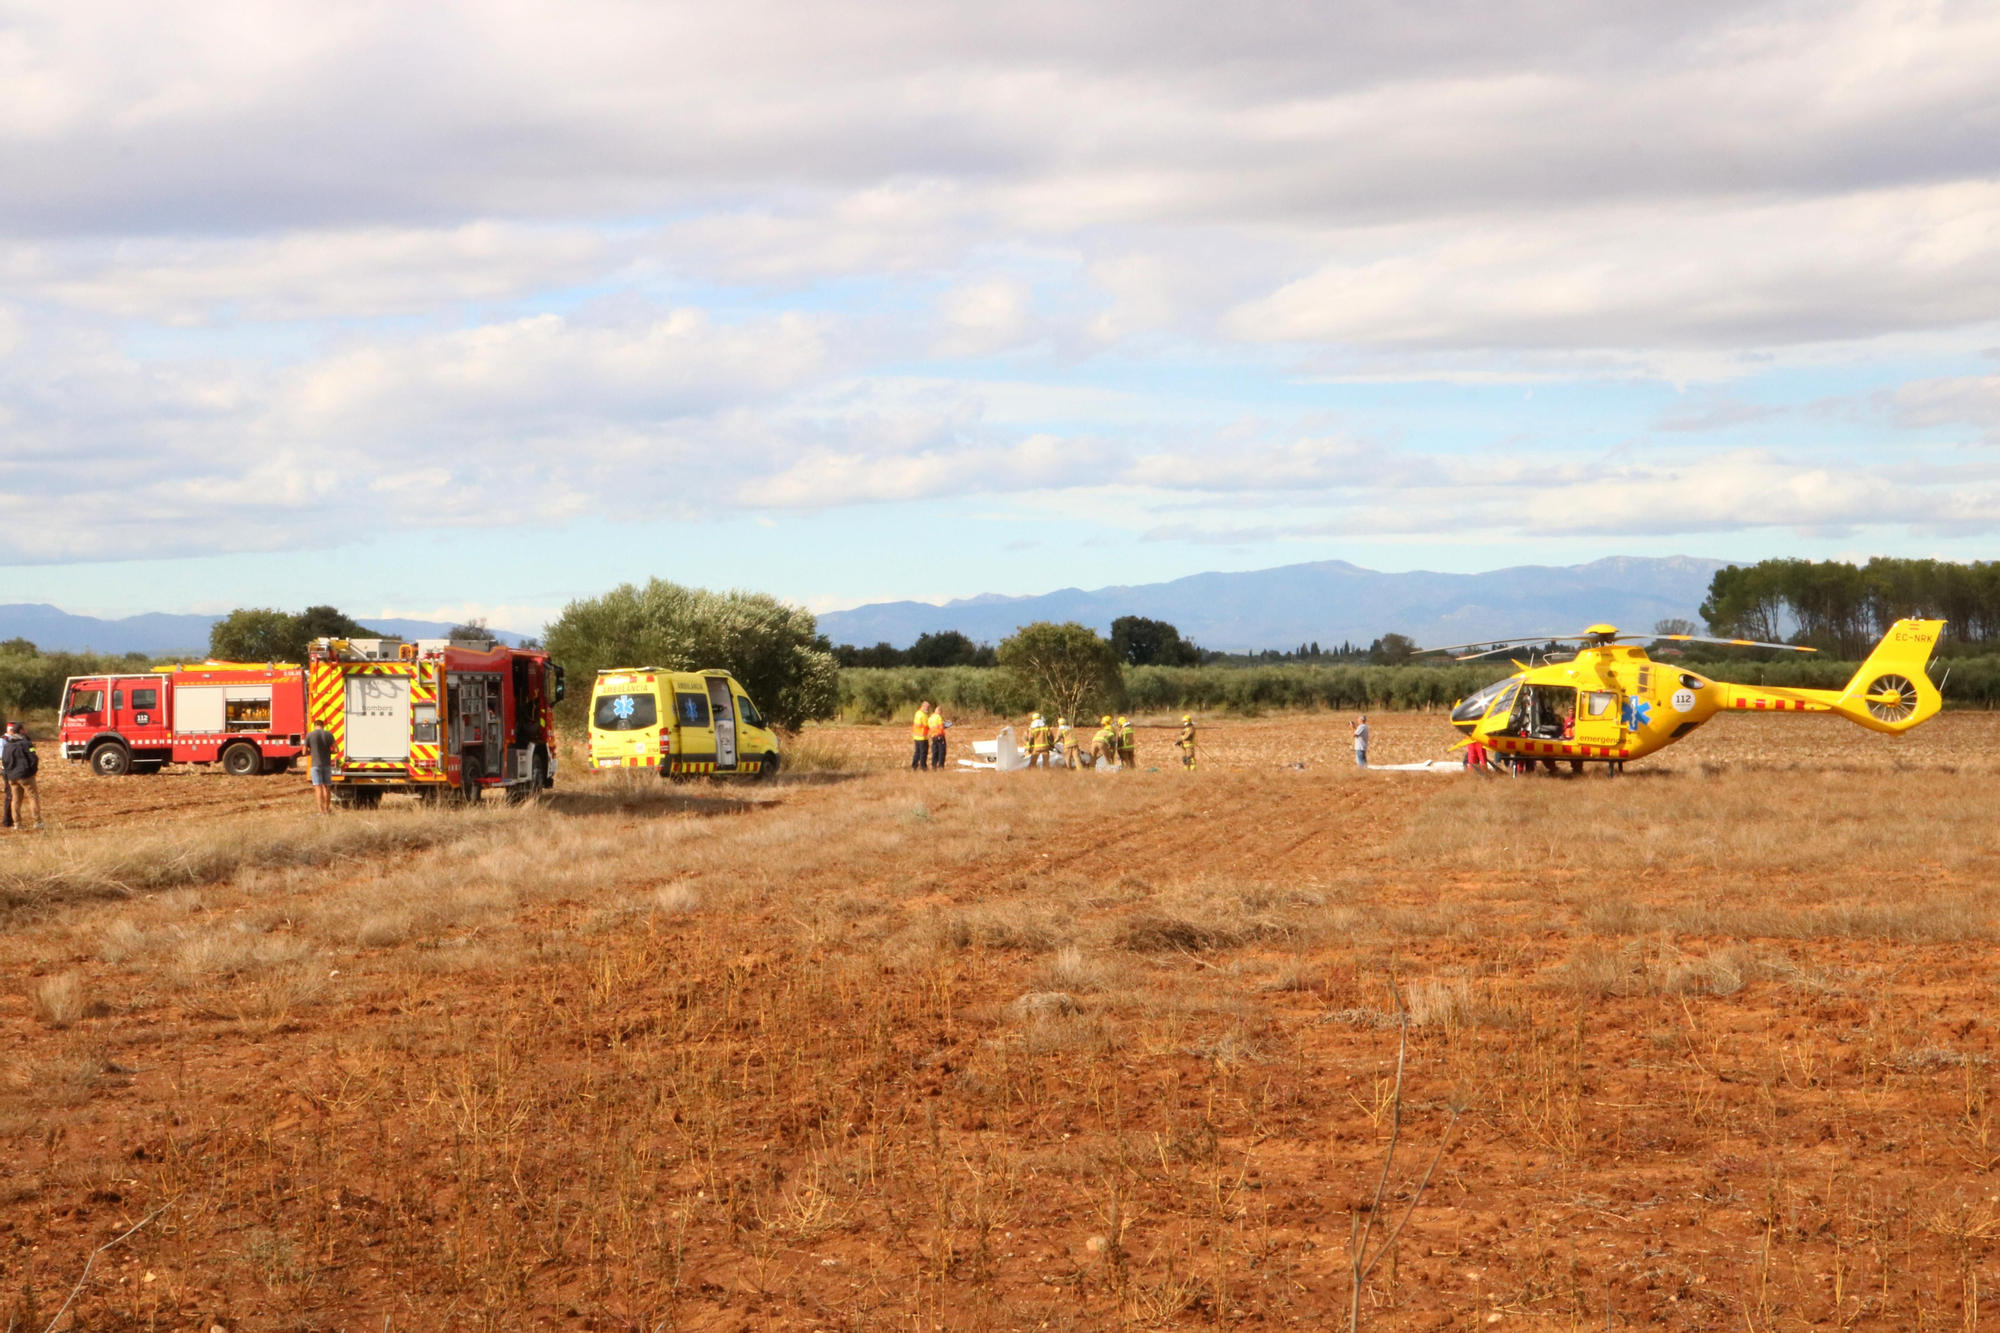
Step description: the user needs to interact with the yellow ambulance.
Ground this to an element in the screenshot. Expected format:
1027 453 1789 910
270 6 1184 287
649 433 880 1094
587 668 782 778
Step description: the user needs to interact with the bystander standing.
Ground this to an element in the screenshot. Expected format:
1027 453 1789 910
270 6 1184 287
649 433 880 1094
2 722 43 830
304 723 337 814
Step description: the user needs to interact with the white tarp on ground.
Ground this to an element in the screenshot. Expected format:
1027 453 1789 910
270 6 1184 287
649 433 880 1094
961 727 1027 771
1369 760 1466 773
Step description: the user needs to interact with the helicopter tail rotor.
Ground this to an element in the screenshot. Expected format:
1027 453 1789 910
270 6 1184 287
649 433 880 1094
1829 620 1946 734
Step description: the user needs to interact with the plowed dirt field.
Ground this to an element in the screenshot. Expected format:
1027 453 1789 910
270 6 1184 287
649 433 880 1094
3 709 1998 1331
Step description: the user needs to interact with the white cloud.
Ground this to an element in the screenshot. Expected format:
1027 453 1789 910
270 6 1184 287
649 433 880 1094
1894 373 2000 441
7 223 613 322
6 0 2000 575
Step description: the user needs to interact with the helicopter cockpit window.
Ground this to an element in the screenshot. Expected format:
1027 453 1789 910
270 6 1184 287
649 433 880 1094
1450 678 1517 725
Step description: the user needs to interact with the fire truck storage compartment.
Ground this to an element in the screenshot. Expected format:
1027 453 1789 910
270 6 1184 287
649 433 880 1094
448 673 503 776
173 683 273 735
345 676 412 760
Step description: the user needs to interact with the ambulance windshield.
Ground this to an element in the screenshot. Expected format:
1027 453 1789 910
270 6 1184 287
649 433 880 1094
593 692 659 731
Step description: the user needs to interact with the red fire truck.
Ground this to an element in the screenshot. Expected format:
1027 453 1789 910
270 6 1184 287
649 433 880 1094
305 636 564 807
60 662 310 776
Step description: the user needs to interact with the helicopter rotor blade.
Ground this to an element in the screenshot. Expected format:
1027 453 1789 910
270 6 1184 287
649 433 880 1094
1415 634 1579 656
1651 634 1817 653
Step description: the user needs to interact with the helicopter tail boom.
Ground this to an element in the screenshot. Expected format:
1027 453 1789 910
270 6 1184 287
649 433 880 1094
1701 619 1945 733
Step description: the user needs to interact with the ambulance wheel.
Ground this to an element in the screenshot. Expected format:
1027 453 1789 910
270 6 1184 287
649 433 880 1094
757 750 780 781
90 743 132 776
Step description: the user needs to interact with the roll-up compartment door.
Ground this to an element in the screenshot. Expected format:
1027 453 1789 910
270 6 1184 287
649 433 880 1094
345 676 412 760
174 686 226 735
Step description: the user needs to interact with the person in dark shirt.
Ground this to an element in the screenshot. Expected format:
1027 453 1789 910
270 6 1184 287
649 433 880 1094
303 726 337 814
2 722 41 830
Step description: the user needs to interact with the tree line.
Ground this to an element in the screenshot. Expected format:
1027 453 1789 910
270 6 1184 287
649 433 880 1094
1701 557 2000 657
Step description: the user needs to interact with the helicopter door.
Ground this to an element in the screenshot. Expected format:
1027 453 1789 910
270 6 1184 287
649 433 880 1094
1575 689 1623 750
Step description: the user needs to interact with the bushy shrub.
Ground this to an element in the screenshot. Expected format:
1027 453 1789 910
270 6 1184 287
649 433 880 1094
544 580 839 731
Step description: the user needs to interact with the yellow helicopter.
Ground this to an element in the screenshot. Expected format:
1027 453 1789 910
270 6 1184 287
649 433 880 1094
1428 620 1946 770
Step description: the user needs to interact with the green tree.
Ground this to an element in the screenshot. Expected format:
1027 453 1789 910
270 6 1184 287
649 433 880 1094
906 630 992 667
1367 632 1418 665
296 605 379 643
208 608 302 662
996 621 1122 723
1110 615 1204 666
208 606 381 663
542 579 839 731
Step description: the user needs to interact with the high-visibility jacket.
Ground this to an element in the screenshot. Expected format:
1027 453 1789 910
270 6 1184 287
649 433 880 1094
1118 721 1135 751
1028 721 1052 751
1056 724 1073 748
911 710 931 740
1177 723 1196 750
1093 725 1117 752
927 712 947 740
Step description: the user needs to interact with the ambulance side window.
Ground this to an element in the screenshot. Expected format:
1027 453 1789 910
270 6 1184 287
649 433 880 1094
676 693 710 726
737 694 765 729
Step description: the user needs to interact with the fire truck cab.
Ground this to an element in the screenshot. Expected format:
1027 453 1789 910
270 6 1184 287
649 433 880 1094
60 662 309 776
306 636 564 807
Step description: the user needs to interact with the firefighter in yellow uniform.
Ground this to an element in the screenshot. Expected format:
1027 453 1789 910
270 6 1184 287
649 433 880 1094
1056 717 1076 768
911 700 933 771
1175 714 1197 771
1090 715 1118 768
928 705 948 770
1026 713 1053 767
1117 715 1136 768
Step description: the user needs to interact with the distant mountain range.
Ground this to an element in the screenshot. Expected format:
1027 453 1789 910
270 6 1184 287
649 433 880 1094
816 556 1727 653
0 604 528 655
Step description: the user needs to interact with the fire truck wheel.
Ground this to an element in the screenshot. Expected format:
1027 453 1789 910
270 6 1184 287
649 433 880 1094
459 756 484 803
90 743 132 776
221 743 262 777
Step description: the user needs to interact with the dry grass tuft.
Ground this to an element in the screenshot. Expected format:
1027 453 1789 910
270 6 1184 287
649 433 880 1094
29 971 87 1028
166 927 315 988
654 882 702 915
1011 991 1081 1020
1404 977 1477 1028
1547 942 1648 998
233 963 329 1026
1034 946 1108 993
1115 913 1240 953
1662 946 1755 996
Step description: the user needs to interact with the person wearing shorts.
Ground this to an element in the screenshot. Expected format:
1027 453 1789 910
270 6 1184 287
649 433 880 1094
304 726 337 813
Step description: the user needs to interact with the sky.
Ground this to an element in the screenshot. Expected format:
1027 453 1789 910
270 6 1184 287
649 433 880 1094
4 0 2000 634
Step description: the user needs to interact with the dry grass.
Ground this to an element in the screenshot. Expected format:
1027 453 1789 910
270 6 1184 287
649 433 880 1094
28 971 87 1028
7 718 2000 1330
779 726 861 772
0 805 498 915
